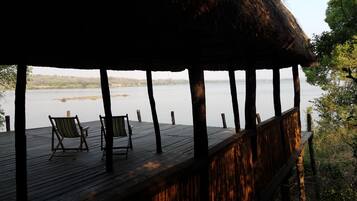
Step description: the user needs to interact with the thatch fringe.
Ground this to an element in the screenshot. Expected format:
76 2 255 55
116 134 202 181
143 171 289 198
0 0 314 70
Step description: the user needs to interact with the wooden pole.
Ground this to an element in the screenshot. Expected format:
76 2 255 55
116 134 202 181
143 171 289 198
274 68 292 201
296 151 306 201
293 65 306 201
66 110 71 117
136 109 142 122
189 68 208 158
293 65 300 110
228 70 240 133
221 113 227 128
5 115 10 132
245 68 257 159
15 64 28 201
307 112 320 200
293 65 302 130
146 70 162 154
189 68 208 201
171 111 175 125
100 69 113 172
273 69 282 117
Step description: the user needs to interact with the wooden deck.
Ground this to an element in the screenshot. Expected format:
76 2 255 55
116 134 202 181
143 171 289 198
0 121 235 201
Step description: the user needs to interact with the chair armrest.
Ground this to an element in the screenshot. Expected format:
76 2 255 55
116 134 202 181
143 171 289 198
81 126 89 136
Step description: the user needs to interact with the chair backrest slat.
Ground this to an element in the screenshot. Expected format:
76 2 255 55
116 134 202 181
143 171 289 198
53 117 80 138
112 116 127 137
100 115 128 137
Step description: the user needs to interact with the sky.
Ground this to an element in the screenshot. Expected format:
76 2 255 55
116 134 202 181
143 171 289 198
32 0 330 80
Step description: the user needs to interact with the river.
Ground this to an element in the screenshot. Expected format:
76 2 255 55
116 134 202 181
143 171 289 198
0 79 322 131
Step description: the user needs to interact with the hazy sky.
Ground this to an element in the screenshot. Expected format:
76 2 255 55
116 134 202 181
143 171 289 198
32 0 330 80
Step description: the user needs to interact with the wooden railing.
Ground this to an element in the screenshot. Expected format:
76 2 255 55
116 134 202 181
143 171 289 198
121 108 301 201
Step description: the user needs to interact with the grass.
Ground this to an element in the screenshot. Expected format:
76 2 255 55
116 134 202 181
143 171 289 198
298 130 357 201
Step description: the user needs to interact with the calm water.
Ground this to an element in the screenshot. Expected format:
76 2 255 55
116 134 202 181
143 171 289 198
0 79 322 131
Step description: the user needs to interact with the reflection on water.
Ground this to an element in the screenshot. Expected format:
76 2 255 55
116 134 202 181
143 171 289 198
0 80 322 131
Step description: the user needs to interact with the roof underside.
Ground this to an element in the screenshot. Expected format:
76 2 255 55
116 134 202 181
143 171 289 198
0 0 315 70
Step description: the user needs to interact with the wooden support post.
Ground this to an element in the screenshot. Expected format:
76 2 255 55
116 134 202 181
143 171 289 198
255 113 261 124
189 68 208 201
245 68 257 159
228 70 240 133
221 113 227 128
296 151 306 201
274 68 292 201
136 109 142 122
66 110 71 117
100 69 114 172
15 64 28 201
293 65 300 110
5 115 10 132
189 68 208 158
293 65 302 129
293 64 306 201
171 111 175 125
273 68 282 117
146 70 162 154
307 112 320 200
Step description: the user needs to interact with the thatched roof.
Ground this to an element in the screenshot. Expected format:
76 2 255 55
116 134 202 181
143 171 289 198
0 0 315 70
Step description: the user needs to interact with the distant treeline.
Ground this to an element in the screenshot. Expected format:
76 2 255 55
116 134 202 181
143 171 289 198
20 75 294 90
26 75 188 89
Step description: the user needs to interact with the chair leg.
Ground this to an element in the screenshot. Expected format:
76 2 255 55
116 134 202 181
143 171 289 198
129 136 133 150
49 141 62 160
54 134 65 152
58 138 65 152
49 150 56 160
82 136 89 151
101 150 105 160
80 136 83 150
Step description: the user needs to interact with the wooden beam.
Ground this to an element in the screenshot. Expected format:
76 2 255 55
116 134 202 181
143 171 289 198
292 65 300 109
146 70 162 154
296 151 306 201
292 64 306 201
5 115 10 132
15 64 28 201
274 68 292 201
229 70 240 133
189 68 208 158
245 69 256 130
221 113 227 128
188 68 208 201
273 68 282 116
136 109 142 122
100 69 113 172
307 112 320 200
171 111 175 125
245 68 257 160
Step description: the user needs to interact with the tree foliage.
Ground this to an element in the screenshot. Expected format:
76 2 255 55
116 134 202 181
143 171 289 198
303 0 357 135
0 65 17 128
303 1 357 199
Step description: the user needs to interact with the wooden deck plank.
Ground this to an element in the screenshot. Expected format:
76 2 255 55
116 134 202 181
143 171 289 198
0 121 234 201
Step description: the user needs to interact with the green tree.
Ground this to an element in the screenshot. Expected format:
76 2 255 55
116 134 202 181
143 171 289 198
303 0 357 200
0 65 17 128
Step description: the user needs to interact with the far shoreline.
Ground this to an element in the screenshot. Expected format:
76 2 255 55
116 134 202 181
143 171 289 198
1 74 302 91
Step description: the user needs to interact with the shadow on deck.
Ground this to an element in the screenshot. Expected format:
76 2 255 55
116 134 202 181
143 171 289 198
0 121 234 201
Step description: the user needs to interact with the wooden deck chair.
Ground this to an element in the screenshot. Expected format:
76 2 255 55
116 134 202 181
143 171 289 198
99 114 133 160
48 115 89 160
